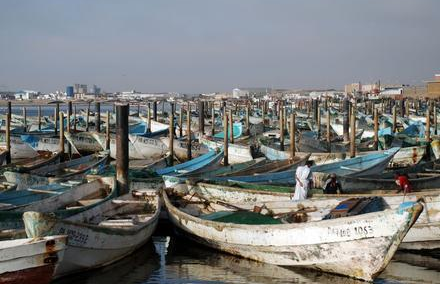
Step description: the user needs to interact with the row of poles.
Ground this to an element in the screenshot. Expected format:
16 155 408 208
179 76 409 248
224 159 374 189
3 96 438 170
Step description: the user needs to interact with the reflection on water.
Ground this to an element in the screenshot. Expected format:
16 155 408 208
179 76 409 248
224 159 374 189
53 232 440 284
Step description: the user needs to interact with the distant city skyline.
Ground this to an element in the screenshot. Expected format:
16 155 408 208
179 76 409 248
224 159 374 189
0 0 439 93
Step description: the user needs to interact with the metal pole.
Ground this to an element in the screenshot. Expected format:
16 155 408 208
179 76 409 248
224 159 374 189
54 103 59 135
116 104 129 196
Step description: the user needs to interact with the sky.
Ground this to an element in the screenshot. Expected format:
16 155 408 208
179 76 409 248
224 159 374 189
0 0 439 93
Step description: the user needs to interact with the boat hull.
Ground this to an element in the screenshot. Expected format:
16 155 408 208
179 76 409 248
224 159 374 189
164 192 422 281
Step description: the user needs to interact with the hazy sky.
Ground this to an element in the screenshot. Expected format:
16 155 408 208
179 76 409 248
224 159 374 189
1 0 439 93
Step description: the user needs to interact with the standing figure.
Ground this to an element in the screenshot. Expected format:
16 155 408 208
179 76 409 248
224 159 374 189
293 160 314 201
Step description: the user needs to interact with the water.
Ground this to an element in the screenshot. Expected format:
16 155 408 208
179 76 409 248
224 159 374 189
54 229 440 284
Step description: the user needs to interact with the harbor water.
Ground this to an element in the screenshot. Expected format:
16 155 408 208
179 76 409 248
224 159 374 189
54 226 440 284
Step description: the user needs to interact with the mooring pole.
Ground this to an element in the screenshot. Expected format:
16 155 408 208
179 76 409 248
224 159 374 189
392 105 397 133
229 109 234 144
245 103 250 136
211 104 215 136
179 105 183 138
343 98 349 142
147 103 152 134
22 107 27 131
326 109 331 144
106 111 111 151
38 105 41 131
290 113 296 159
59 111 65 161
169 108 174 166
279 101 284 151
434 105 438 136
426 107 431 142
116 103 129 196
223 110 229 166
350 106 356 158
54 103 59 135
374 108 379 150
73 105 77 132
199 100 205 135
67 102 72 157
5 105 11 164
95 102 101 133
86 102 90 132
187 102 192 160
153 101 158 121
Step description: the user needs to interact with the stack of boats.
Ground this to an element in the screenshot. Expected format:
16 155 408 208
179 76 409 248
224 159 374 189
0 99 440 282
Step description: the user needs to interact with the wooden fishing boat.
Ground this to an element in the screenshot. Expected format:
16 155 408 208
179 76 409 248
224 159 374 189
213 122 243 140
23 189 160 277
1 151 62 173
160 136 209 161
0 177 116 237
227 154 311 176
200 135 254 164
92 133 167 160
161 150 224 188
313 172 440 192
214 148 399 185
0 148 7 166
0 136 38 159
189 181 440 250
0 235 67 284
163 190 422 281
165 157 266 190
4 152 109 190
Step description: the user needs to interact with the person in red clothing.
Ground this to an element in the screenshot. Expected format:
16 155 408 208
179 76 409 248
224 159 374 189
394 173 412 194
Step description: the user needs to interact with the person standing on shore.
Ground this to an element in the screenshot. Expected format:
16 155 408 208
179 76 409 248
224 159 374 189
293 160 314 201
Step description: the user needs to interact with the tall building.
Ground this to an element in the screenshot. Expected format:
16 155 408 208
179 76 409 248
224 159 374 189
74 84 87 94
66 86 74 97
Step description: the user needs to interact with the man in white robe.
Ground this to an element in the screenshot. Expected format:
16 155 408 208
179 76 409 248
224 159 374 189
293 160 313 201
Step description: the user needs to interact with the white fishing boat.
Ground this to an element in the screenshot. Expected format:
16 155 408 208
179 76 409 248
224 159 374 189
189 182 440 250
23 189 160 277
163 190 422 281
199 136 253 164
0 235 67 284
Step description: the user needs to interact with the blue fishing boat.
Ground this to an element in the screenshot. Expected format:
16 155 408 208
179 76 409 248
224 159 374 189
214 123 243 140
157 150 218 176
216 147 400 185
160 150 224 188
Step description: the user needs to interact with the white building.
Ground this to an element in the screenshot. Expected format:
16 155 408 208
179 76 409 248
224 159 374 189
14 90 39 100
